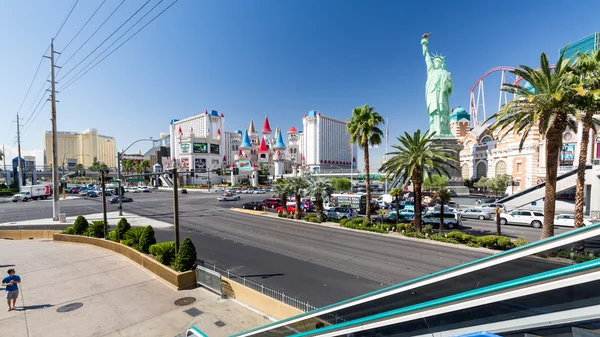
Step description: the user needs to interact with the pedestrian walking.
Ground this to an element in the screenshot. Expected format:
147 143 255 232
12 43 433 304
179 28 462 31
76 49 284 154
2 269 21 311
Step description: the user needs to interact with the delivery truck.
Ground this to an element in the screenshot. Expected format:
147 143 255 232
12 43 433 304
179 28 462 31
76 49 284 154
11 185 51 202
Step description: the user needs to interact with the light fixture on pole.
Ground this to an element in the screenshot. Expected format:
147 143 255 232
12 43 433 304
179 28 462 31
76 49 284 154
113 138 153 216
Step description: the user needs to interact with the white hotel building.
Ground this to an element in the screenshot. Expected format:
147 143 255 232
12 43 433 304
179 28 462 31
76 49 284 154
302 110 357 172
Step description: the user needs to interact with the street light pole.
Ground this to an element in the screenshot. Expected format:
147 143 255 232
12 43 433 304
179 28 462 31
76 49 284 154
172 167 180 254
114 138 153 216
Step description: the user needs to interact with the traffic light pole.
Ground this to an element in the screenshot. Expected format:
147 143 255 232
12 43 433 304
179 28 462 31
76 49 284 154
117 151 123 216
101 170 108 238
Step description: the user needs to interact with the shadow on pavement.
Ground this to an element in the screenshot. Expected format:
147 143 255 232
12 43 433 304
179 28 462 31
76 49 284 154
16 304 53 311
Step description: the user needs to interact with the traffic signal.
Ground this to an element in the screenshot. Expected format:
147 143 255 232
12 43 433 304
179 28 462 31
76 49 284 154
216 168 222 176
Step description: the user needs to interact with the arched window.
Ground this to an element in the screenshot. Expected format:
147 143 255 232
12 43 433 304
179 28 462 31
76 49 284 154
480 136 493 144
476 162 487 179
465 140 474 149
461 164 470 179
495 160 506 176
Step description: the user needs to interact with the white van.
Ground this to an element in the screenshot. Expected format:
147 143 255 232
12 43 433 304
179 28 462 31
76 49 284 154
377 194 393 204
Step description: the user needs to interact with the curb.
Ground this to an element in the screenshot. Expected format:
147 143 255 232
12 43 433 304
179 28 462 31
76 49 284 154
228 208 500 254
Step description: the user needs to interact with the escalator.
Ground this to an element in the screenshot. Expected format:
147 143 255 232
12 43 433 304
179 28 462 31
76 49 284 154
190 223 600 337
498 165 593 211
160 174 173 188
289 258 600 337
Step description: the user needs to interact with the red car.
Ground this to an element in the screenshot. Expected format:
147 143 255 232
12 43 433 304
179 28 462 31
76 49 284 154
275 205 300 214
263 198 282 209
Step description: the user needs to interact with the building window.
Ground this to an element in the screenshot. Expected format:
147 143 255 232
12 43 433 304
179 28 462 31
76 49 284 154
516 162 522 174
461 164 469 179
476 162 487 179
495 161 506 176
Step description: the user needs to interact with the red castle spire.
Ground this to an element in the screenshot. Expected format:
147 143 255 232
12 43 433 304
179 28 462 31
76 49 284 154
258 137 268 153
262 115 272 134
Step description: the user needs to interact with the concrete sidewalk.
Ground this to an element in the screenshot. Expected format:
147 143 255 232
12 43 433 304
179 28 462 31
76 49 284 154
0 240 270 337
0 211 173 228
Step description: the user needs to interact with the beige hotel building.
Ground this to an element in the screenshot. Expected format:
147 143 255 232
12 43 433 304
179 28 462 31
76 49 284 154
44 128 116 168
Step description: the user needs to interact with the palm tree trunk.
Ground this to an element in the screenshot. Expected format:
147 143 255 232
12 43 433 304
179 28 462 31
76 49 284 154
413 181 422 233
541 132 561 239
574 114 592 229
364 146 371 220
282 193 288 214
395 194 400 224
439 202 444 235
317 197 323 222
295 194 301 220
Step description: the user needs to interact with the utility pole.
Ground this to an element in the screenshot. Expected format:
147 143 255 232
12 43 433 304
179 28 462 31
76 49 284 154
384 118 389 194
101 170 108 238
46 39 61 221
16 114 23 190
172 167 180 254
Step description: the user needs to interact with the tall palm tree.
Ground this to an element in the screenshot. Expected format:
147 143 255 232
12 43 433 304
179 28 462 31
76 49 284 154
436 188 451 235
306 178 334 222
122 159 134 174
347 104 384 220
389 187 402 224
379 130 457 233
488 49 576 239
0 148 3 162
274 178 291 214
288 176 308 220
570 50 600 229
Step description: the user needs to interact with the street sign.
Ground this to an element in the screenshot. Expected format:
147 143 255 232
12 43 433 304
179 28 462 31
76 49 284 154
125 178 145 182
358 174 380 179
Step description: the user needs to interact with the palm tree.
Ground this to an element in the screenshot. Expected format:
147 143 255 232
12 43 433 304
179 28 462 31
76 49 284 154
347 104 384 220
0 148 3 162
389 187 402 224
287 176 308 220
379 130 457 233
488 49 576 239
570 50 600 229
274 178 291 214
122 159 134 174
139 159 151 173
306 178 334 222
436 188 451 234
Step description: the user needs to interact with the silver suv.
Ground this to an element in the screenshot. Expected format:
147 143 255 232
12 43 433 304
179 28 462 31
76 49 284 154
421 211 462 229
324 207 358 221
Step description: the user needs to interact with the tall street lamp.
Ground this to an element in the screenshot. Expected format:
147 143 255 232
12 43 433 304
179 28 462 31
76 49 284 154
114 138 153 216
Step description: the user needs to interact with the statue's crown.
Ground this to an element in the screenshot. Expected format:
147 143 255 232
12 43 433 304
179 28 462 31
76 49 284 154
433 52 445 61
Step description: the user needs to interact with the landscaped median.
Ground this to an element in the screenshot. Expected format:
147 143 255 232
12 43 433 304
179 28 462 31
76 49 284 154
54 215 197 290
273 212 529 252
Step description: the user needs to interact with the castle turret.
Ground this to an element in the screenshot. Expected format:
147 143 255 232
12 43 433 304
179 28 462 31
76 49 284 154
450 106 470 138
273 127 287 178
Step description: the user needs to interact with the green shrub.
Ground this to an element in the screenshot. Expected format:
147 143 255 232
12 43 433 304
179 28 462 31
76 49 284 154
423 224 434 235
475 235 516 250
349 218 364 226
115 218 131 241
429 234 460 244
0 183 7 189
173 237 197 272
556 250 571 259
467 242 481 248
302 215 312 221
496 236 515 250
63 226 75 235
446 231 464 242
150 241 176 266
138 226 157 253
73 216 89 235
396 224 406 232
310 218 320 223
403 231 426 239
107 230 117 241
86 221 105 238
122 239 135 247
125 227 145 246
404 223 415 233
514 236 529 247
340 219 349 226
574 254 597 264
278 213 284 217
362 220 376 227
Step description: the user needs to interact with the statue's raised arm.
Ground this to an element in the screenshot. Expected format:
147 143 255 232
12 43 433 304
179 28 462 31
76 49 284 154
421 33 432 71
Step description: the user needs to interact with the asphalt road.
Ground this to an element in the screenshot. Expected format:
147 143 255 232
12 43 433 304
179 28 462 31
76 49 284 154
0 190 572 306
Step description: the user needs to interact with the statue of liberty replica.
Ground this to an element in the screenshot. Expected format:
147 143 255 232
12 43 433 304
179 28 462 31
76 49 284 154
420 33 469 195
421 33 453 137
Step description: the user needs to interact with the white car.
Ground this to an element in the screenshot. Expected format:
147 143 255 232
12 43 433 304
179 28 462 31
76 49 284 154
554 214 593 227
213 187 225 193
243 189 254 194
253 189 266 194
217 194 240 201
128 187 140 193
138 186 150 193
499 210 545 228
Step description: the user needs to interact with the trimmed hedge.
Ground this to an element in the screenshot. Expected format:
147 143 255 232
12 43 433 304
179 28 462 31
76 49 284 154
138 225 157 253
115 218 131 241
173 237 197 272
73 216 89 235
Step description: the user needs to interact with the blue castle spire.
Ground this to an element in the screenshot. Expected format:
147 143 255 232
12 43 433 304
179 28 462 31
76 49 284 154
240 129 252 149
273 128 286 149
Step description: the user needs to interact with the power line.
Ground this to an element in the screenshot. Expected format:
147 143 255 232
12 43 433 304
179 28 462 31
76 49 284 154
54 0 80 40
59 0 107 55
56 0 126 73
60 0 163 88
61 0 179 91
22 76 50 128
57 0 152 82
16 44 50 121
22 98 49 136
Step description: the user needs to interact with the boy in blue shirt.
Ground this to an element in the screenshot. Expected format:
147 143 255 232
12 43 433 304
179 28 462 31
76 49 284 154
2 269 21 311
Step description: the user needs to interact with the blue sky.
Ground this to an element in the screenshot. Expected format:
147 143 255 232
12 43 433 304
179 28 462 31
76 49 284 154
1 0 599 169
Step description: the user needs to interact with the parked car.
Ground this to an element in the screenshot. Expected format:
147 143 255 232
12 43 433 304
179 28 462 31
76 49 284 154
254 189 266 194
263 198 282 208
69 186 82 194
421 211 462 229
217 193 240 201
388 209 415 220
554 214 593 227
460 209 491 220
138 186 150 193
78 190 89 197
127 187 140 193
242 201 265 210
87 190 99 197
11 192 31 202
109 196 133 204
323 207 358 221
477 203 507 214
213 187 226 193
499 210 544 228
275 205 300 214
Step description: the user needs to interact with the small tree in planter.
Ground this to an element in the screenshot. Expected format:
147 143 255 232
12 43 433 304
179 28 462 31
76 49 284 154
149 241 175 266
173 237 197 272
73 216 89 235
87 221 105 238
115 218 131 241
138 226 156 253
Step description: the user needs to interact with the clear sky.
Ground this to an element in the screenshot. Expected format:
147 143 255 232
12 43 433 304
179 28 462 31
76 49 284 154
1 0 599 170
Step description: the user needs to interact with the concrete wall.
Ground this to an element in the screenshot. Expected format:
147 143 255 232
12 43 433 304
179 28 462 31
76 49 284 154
53 234 196 290
0 230 60 240
221 276 303 320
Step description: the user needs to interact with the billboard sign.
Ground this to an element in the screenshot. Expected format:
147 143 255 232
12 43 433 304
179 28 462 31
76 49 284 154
193 143 208 153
